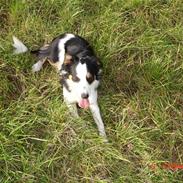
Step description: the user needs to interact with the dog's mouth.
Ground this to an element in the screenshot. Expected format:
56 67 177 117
78 99 90 109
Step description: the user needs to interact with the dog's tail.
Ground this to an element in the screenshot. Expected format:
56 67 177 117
12 36 28 54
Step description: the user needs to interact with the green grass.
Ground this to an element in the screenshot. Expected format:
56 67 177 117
0 0 183 182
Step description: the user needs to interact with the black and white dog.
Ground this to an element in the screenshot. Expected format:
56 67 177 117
13 33 107 140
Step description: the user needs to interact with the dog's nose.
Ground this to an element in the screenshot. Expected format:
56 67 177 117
81 93 89 99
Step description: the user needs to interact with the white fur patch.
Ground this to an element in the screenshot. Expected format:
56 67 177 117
32 60 43 72
57 33 75 70
12 36 28 54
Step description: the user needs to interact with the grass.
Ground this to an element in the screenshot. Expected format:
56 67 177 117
0 0 183 182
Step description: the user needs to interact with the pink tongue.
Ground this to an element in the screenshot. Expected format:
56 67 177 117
78 99 89 109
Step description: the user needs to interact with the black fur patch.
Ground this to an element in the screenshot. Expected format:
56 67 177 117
65 35 94 57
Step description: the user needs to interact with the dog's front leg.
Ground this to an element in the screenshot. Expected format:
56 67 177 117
66 102 79 118
63 85 79 118
89 103 107 140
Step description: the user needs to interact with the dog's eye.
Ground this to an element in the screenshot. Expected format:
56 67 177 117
86 72 94 84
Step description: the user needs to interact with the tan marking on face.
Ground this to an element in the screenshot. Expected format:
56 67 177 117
64 54 72 65
68 75 72 80
86 72 94 84
86 72 92 78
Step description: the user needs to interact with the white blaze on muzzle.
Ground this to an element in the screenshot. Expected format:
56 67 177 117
75 62 91 109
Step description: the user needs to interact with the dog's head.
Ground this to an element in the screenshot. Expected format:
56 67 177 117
61 54 102 108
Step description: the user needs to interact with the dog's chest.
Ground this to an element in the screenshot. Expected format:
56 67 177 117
63 78 79 102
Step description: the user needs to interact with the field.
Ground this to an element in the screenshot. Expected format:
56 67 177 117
0 0 183 182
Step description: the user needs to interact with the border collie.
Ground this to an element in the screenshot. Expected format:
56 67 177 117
13 33 107 141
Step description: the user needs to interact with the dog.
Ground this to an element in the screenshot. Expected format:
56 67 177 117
12 33 107 141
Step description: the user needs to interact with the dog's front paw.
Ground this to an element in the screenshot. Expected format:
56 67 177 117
99 132 108 143
102 137 108 143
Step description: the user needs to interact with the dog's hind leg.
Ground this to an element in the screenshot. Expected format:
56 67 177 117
89 103 107 141
31 44 50 72
32 58 46 72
